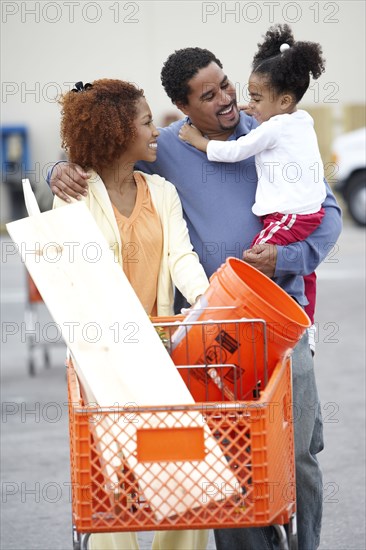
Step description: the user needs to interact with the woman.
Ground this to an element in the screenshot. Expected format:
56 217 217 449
56 79 209 550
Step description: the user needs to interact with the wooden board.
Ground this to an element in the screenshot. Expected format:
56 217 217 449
7 202 239 518
8 203 192 406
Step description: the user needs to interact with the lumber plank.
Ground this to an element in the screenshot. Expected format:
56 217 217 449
7 202 239 518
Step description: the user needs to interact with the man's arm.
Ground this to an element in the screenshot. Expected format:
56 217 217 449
244 182 342 277
47 161 89 201
275 183 342 276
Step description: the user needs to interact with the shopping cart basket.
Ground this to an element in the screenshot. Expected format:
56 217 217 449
67 318 297 550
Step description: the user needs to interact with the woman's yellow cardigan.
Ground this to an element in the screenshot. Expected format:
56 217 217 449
53 170 209 316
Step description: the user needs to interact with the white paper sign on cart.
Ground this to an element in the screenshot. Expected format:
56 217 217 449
6 197 239 520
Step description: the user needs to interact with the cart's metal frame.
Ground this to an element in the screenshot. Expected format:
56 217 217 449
69 317 298 550
24 273 65 376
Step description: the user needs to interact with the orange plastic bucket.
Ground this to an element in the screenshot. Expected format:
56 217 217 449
171 257 310 401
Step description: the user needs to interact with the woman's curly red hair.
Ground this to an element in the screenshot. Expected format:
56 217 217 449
59 79 144 172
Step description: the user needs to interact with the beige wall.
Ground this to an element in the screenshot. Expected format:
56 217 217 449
1 1 365 202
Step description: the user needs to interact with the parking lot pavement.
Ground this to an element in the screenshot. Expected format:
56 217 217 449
1 220 365 550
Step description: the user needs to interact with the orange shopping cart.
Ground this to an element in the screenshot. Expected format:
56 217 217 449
67 317 298 550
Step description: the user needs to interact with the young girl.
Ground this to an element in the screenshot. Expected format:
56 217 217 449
179 24 326 336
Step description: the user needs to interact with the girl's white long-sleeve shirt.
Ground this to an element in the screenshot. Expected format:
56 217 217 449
207 110 326 216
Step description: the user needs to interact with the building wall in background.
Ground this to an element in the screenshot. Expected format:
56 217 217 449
1 1 365 217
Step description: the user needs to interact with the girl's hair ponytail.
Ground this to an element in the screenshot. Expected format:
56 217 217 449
252 24 325 102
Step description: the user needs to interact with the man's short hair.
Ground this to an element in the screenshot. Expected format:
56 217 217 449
161 47 223 105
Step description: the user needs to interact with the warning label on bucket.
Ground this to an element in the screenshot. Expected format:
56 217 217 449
205 345 227 364
215 330 240 354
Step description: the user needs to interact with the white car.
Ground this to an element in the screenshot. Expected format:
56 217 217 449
331 127 366 226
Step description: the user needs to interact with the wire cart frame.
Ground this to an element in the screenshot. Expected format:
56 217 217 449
24 273 65 376
67 318 298 550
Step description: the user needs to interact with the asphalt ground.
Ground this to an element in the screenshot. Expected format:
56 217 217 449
1 219 365 550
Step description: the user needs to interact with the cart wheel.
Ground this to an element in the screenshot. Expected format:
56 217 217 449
80 534 91 550
286 513 298 550
289 532 298 550
44 348 51 369
73 527 91 550
273 524 289 550
28 357 35 377
72 525 80 550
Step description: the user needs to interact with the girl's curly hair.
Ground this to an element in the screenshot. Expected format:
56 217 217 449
59 79 144 172
252 24 326 102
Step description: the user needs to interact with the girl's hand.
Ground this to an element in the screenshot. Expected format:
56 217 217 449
179 123 209 152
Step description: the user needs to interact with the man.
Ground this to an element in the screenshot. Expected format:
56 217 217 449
50 48 342 549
